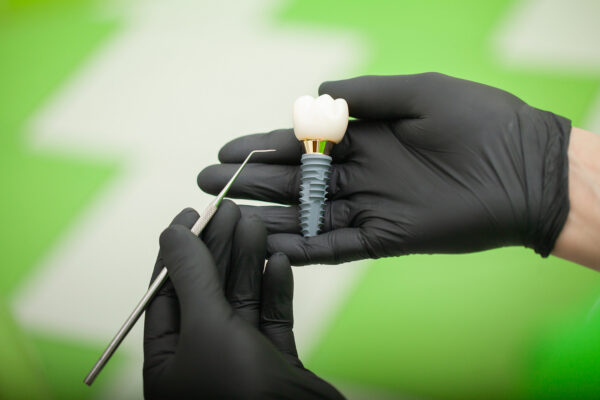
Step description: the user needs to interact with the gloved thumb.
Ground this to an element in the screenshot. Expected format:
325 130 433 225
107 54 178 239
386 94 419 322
159 225 228 321
319 74 432 120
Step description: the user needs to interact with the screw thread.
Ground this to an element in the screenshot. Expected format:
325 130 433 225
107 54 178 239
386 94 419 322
299 153 332 237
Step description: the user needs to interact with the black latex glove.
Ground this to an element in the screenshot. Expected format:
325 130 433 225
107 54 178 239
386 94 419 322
197 73 571 265
143 202 343 399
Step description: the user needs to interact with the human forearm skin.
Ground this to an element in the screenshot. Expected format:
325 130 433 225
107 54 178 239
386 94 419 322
553 127 600 271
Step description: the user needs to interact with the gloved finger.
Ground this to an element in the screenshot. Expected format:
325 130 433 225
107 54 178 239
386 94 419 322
241 205 300 234
319 73 437 120
218 129 302 165
240 200 354 235
226 215 267 328
260 253 298 359
144 207 200 370
200 200 240 287
267 229 371 266
160 225 230 327
198 163 353 204
150 207 200 283
198 163 300 204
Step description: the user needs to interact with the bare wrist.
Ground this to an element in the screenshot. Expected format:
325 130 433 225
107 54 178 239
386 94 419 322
552 127 600 270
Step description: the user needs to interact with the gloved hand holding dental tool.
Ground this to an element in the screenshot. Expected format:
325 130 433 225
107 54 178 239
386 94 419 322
144 204 343 399
198 72 600 270
84 150 277 385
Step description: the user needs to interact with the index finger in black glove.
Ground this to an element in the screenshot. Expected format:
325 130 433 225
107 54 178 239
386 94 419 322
197 125 360 205
198 162 301 204
320 73 433 120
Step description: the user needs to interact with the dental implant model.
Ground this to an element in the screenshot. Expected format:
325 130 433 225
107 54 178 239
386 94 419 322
293 94 349 237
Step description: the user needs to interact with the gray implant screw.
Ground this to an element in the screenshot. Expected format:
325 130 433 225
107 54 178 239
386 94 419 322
299 153 332 237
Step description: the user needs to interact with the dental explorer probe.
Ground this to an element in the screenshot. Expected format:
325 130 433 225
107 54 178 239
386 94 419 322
84 149 276 386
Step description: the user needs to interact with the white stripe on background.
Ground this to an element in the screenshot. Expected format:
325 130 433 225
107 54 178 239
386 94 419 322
493 0 600 132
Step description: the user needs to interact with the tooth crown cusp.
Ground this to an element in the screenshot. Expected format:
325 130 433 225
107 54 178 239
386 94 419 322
293 94 349 144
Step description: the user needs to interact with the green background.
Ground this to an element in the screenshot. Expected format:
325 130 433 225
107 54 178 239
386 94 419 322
1 0 599 398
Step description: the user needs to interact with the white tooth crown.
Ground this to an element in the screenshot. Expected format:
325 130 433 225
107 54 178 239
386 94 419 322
293 94 349 143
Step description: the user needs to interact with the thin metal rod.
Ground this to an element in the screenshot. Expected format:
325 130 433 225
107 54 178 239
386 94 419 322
84 149 275 386
214 149 275 206
84 268 168 385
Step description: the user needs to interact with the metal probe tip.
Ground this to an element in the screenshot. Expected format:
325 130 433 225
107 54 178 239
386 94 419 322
214 149 276 205
83 148 276 386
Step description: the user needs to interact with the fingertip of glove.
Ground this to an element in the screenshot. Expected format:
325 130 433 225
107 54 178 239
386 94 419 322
171 207 200 228
268 252 290 267
159 224 191 251
265 253 293 292
320 76 369 97
196 164 222 194
180 206 197 216
217 199 240 219
218 140 237 163
319 79 348 97
318 81 332 95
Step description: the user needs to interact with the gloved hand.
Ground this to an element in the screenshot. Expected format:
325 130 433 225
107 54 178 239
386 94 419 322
197 73 572 265
143 202 343 399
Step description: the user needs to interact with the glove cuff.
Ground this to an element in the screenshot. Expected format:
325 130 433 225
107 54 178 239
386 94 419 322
522 107 571 257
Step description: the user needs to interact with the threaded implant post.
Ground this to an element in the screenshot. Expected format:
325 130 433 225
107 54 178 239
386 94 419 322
299 153 332 237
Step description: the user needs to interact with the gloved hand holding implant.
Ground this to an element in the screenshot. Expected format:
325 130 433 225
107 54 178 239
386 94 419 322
198 73 600 270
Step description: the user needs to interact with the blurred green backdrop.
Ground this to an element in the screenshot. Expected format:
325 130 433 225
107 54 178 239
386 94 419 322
1 0 599 399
